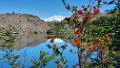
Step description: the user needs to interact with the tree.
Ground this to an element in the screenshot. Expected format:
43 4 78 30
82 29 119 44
60 0 115 68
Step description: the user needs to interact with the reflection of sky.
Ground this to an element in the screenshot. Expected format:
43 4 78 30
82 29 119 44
82 50 99 63
0 40 100 68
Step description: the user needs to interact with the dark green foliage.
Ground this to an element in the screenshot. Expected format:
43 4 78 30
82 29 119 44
31 50 55 68
92 10 120 51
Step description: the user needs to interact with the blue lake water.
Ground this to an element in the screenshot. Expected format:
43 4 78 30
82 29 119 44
1 39 118 68
0 40 79 68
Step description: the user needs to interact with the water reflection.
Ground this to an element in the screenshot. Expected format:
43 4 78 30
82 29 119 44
0 39 119 68
0 39 78 68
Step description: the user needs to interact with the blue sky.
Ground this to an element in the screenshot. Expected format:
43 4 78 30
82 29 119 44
0 0 115 19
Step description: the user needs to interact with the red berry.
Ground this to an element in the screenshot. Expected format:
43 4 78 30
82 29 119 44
83 7 87 11
78 10 83 14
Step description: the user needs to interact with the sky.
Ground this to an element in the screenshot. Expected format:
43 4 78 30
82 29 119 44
0 0 115 21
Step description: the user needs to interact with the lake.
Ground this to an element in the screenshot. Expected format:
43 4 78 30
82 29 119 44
0 39 119 68
0 39 79 68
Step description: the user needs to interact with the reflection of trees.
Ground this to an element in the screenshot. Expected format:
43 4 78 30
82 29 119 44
0 49 20 68
31 42 68 68
30 50 55 68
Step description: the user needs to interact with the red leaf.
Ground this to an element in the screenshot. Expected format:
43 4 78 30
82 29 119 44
45 35 54 40
103 34 109 38
74 29 81 35
78 10 83 14
73 39 81 47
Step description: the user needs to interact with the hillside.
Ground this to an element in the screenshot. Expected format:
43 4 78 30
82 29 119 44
0 13 51 49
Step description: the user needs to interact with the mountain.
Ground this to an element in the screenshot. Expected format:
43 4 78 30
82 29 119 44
0 13 51 49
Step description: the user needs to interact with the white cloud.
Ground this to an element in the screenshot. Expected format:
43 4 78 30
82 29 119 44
42 15 67 22
47 38 64 43
45 38 65 47
54 38 64 43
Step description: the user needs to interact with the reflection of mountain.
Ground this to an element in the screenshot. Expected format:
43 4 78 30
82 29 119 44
0 13 51 49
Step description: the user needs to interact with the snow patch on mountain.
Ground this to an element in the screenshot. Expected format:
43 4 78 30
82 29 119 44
42 15 66 22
